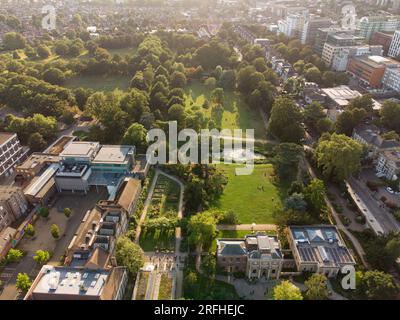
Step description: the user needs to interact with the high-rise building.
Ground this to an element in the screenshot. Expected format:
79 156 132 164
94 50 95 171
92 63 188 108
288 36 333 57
388 29 400 57
0 133 29 179
357 15 400 41
370 31 394 55
301 17 333 45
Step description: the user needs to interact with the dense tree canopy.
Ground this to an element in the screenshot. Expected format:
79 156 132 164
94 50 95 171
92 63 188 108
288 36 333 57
316 133 363 181
268 97 305 144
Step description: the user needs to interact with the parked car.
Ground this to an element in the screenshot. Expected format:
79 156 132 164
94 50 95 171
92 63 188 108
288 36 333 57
386 187 394 194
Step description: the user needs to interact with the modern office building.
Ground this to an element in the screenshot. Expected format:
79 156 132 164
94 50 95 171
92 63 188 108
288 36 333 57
287 225 356 277
331 45 383 71
314 27 356 56
216 232 284 279
388 30 400 58
0 133 29 179
25 265 128 300
357 15 400 41
321 32 369 67
347 55 400 88
382 64 400 92
0 185 29 232
301 16 332 45
370 31 394 55
54 141 135 196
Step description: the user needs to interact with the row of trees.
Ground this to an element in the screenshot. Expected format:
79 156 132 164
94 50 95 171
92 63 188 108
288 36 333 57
273 270 398 300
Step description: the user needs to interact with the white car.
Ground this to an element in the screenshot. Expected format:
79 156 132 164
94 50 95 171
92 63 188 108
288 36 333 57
386 187 394 194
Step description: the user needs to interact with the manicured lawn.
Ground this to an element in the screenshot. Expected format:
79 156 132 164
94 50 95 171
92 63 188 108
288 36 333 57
183 270 239 300
158 274 173 300
139 229 175 252
64 74 130 91
211 164 283 224
185 82 266 139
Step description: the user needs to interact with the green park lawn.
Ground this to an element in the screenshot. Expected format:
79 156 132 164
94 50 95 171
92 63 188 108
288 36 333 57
211 164 283 224
64 74 130 91
183 269 239 300
184 82 266 139
139 229 175 252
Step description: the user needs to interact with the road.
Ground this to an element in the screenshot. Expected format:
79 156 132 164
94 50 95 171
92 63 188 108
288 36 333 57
302 157 369 268
347 177 399 234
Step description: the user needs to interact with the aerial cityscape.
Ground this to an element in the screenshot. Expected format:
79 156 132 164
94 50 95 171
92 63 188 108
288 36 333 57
0 0 400 304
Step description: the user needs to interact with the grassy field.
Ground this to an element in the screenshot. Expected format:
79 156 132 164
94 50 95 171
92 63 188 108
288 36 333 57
64 74 130 91
139 229 175 252
185 82 266 139
158 274 173 300
183 270 239 300
211 164 283 224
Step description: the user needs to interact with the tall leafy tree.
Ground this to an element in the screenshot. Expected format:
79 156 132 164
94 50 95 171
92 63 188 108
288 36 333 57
304 274 329 300
273 281 303 300
316 133 363 180
268 97 305 144
115 236 144 275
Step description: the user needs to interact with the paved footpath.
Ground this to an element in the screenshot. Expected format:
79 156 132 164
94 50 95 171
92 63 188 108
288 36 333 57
135 169 185 299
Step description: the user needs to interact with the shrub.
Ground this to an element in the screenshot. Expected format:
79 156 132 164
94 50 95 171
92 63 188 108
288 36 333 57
38 207 49 218
63 207 72 218
33 250 50 265
16 273 32 293
25 224 35 237
50 224 60 239
6 249 23 263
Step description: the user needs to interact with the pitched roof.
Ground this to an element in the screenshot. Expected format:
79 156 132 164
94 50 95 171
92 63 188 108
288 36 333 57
218 241 246 256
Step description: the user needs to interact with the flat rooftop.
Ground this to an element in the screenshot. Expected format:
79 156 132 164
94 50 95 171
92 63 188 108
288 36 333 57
289 225 355 267
92 145 133 165
17 153 60 170
0 185 23 200
60 142 100 159
0 132 15 146
31 265 109 297
44 136 76 155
